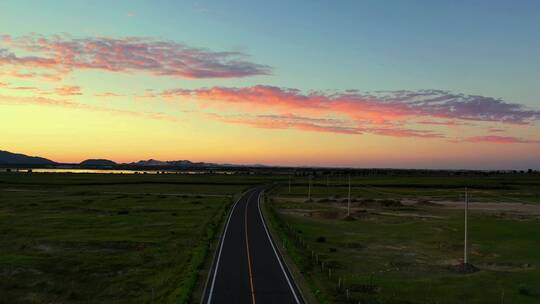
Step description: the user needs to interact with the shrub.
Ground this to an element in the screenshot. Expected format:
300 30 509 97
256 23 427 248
518 285 535 296
379 199 403 207
316 236 326 243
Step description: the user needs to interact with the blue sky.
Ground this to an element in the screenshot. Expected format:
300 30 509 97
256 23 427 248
1 1 539 168
2 0 539 101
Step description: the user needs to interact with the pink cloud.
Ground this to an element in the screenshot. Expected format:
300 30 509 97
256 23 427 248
209 113 363 135
0 34 271 80
487 128 506 133
55 85 82 96
9 86 38 91
95 92 125 97
207 113 444 138
369 128 443 138
162 86 540 125
464 135 539 144
157 85 540 139
134 89 160 99
416 120 474 126
2 84 80 96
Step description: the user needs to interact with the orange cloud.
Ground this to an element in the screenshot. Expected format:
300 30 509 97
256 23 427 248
9 86 38 91
0 94 181 122
207 113 443 138
95 92 125 97
208 113 363 135
463 136 539 144
55 85 82 96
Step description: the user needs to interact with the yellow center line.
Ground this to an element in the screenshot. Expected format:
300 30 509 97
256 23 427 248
245 192 257 304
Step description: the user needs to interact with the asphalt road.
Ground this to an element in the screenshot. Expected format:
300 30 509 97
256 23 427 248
202 188 303 304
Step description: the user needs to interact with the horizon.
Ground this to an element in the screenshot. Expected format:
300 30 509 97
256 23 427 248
1 1 540 170
2 149 538 171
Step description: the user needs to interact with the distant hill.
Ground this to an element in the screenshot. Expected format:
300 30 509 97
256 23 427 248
0 150 57 165
130 159 218 167
80 159 117 167
131 159 169 166
0 150 258 169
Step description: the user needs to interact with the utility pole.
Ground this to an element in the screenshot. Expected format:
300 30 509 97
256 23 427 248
347 174 351 216
308 175 312 201
288 175 291 193
464 187 469 265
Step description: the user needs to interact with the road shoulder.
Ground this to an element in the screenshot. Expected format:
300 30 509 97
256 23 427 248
260 192 319 304
192 191 244 303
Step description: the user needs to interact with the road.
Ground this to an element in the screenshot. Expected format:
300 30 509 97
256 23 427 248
202 187 304 304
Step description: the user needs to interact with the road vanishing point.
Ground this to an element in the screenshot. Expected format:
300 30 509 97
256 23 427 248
202 187 304 304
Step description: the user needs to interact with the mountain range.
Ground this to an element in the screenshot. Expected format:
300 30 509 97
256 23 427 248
130 159 217 167
0 150 223 168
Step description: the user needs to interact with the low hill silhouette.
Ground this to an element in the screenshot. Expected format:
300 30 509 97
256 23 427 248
0 150 57 165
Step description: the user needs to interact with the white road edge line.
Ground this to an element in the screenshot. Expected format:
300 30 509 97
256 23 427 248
256 190 302 304
206 190 248 304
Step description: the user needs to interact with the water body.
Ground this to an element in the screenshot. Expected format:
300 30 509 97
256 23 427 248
0 168 218 174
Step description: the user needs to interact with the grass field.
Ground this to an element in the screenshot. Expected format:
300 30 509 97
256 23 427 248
0 172 276 303
275 173 540 204
2 171 539 303
266 176 540 304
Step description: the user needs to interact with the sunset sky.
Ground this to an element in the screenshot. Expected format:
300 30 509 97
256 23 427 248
1 1 539 169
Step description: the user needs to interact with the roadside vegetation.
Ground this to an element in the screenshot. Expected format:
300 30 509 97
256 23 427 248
0 172 273 303
267 173 540 303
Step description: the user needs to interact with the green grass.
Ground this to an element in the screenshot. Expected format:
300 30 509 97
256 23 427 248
0 172 281 195
3 172 539 303
277 173 540 204
267 185 540 303
0 172 272 303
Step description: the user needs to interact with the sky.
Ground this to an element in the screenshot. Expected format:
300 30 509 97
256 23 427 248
1 0 539 169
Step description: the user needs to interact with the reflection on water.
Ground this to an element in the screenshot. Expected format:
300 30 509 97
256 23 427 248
0 168 220 174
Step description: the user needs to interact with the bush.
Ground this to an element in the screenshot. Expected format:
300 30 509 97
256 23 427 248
518 285 535 296
379 199 403 207
316 236 326 243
